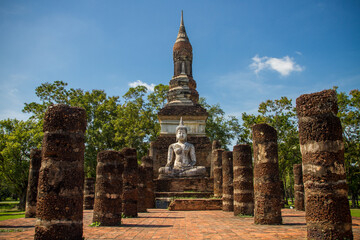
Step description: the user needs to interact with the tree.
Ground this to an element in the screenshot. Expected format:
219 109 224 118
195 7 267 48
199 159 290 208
240 97 301 203
23 81 169 176
336 87 360 207
113 84 168 159
199 97 243 149
0 119 42 209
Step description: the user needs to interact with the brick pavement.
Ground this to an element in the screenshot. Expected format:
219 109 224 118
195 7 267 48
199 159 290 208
1 209 359 239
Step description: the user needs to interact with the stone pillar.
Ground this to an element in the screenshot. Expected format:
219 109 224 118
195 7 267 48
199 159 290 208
142 156 155 209
122 147 139 217
35 104 86 240
25 149 41 218
213 149 224 198
296 89 353 239
233 144 254 216
138 164 147 212
293 164 304 211
92 150 124 226
222 151 233 211
252 123 282 225
83 177 95 210
211 140 221 178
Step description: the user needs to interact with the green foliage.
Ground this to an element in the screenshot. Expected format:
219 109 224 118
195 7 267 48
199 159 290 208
0 119 42 210
240 96 301 199
336 87 360 207
199 97 243 149
22 81 169 177
89 222 101 227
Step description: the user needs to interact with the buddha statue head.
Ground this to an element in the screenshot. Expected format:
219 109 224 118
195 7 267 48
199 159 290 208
176 117 188 142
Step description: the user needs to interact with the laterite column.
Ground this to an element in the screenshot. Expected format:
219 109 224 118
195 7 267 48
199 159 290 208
233 144 254 216
211 140 221 178
253 123 282 225
25 148 41 218
35 104 86 240
213 149 224 198
142 156 155 209
296 89 353 239
293 164 304 211
93 150 124 225
222 151 233 211
83 177 95 210
122 147 139 217
138 164 147 212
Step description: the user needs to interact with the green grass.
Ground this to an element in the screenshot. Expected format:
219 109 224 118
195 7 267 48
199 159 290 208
0 210 25 221
0 201 24 221
351 209 360 217
0 201 19 211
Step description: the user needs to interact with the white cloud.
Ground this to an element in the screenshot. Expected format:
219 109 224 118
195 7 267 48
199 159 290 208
250 55 304 77
128 80 155 92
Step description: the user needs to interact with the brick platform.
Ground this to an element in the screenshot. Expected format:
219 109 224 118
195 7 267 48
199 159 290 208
1 209 359 239
168 199 222 211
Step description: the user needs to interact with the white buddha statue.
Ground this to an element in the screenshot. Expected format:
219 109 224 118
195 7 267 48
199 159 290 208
158 118 207 178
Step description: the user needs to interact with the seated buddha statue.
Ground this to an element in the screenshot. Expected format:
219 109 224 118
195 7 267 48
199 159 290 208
158 118 207 179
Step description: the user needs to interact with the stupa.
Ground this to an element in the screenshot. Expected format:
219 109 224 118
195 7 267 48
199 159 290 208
150 11 212 182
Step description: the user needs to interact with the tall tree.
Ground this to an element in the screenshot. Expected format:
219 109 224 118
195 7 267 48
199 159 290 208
240 97 301 203
336 87 360 207
199 97 243 149
0 119 42 209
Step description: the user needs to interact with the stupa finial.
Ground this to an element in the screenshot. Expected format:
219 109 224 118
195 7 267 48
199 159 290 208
176 10 189 42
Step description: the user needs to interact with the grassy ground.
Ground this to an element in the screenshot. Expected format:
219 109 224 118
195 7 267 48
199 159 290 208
0 201 24 221
351 209 360 217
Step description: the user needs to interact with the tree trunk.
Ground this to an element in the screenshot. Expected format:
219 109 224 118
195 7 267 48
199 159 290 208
18 187 27 211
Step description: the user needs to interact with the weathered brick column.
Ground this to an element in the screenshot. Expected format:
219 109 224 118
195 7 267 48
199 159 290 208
253 123 282 225
138 156 155 212
142 156 155 209
35 104 86 240
92 150 124 226
138 164 147 212
296 89 353 239
293 164 304 211
122 147 139 217
222 151 233 211
83 177 95 210
211 140 221 178
233 144 254 216
25 149 41 218
213 149 224 198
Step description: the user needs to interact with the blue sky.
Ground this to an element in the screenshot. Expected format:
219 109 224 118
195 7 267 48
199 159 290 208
0 0 359 120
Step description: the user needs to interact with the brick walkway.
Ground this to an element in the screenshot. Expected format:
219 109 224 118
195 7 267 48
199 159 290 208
1 209 359 239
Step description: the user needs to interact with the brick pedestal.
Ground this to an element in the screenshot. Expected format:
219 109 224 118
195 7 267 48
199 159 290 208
222 151 233 211
233 144 254 216
253 124 282 225
35 104 86 240
296 89 353 239
25 149 41 218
